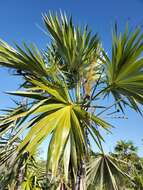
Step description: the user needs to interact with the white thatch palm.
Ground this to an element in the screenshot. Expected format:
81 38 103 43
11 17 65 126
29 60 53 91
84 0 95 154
0 13 143 189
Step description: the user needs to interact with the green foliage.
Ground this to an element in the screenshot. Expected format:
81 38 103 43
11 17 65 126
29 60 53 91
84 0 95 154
0 12 143 189
105 24 143 113
86 153 131 190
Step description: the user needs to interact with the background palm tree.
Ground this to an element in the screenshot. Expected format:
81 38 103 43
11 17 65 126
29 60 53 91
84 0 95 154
111 140 143 190
113 140 137 160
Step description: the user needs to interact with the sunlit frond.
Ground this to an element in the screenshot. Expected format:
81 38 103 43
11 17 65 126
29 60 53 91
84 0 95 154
104 24 143 113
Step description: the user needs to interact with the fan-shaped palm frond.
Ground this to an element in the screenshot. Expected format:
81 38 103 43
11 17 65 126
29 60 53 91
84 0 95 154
104 24 143 113
43 12 103 90
1 77 111 180
86 153 132 190
0 41 48 77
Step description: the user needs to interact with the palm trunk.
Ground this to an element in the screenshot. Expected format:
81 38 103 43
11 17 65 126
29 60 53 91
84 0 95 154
60 183 66 190
15 152 29 190
75 77 87 190
75 161 86 190
75 174 80 190
75 174 86 190
15 167 25 190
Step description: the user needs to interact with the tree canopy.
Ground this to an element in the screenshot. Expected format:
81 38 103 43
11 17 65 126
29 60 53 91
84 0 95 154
0 12 143 190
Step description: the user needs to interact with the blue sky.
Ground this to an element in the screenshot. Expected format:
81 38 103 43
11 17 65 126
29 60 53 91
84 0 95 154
0 0 143 156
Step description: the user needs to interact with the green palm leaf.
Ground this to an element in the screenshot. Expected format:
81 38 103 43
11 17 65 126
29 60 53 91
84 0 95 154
43 12 102 88
104 24 143 113
0 41 48 77
86 154 132 190
0 83 111 181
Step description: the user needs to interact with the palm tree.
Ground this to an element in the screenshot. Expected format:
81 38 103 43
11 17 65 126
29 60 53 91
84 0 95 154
112 141 143 190
0 12 143 189
114 140 137 160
